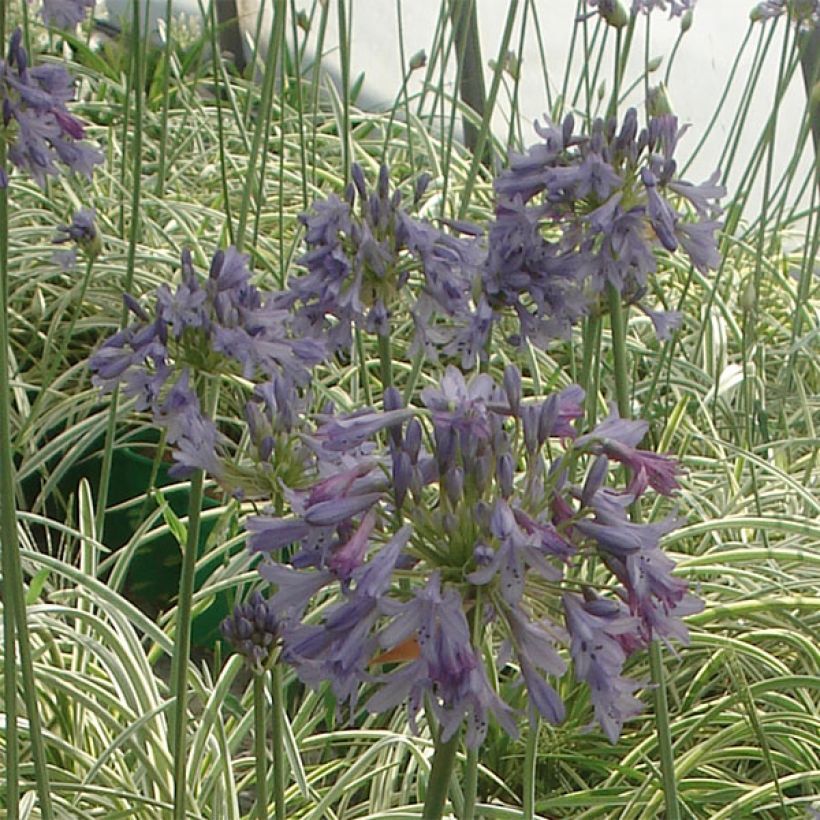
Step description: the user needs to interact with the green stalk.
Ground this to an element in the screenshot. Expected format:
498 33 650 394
210 0 235 246
463 746 478 820
580 314 602 427
0 19 19 806
169 463 206 820
336 0 351 182
289 0 309 210
523 717 539 820
606 285 630 417
528 0 553 115
648 641 679 820
422 731 460 820
155 0 175 195
169 380 219 819
271 663 287 820
607 289 679 820
1 7 52 815
354 326 373 406
236 0 287 250
458 0 519 218
251 3 289 259
96 0 146 540
378 334 393 389
463 588 483 820
253 672 269 819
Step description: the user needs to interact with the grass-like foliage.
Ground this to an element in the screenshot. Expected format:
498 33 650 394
0 1 818 818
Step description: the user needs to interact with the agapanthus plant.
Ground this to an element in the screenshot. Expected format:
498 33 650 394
0 28 102 187
244 365 701 747
88 245 323 491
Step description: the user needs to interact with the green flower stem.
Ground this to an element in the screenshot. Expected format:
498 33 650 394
648 641 680 820
209 0 235 246
580 313 602 427
169 464 205 820
607 287 679 820
271 663 287 820
0 6 52 812
169 380 219 820
378 333 393 390
523 716 539 820
463 747 478 820
253 672 269 820
1 107 20 815
336 0 351 182
463 589 482 820
236 0 287 250
355 326 373 406
154 0 175 195
402 348 425 405
458 0 519 217
606 285 630 418
95 0 145 540
422 730 460 820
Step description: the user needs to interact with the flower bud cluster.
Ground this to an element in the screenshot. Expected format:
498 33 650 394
219 591 282 672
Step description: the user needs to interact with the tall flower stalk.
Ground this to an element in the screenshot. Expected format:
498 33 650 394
0 0 97 810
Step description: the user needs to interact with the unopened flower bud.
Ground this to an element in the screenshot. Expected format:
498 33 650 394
597 0 629 28
414 172 432 204
680 9 693 31
408 49 427 71
740 279 756 313
393 450 413 508
647 55 662 73
434 425 456 474
496 453 514 498
647 84 674 118
404 418 422 463
538 394 558 445
444 466 464 506
503 364 522 416
351 163 368 199
581 456 609 507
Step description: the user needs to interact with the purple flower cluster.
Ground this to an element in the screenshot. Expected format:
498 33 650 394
40 0 96 30
245 365 700 746
280 163 483 365
631 0 696 16
484 108 724 347
752 0 819 25
88 246 324 480
0 29 102 187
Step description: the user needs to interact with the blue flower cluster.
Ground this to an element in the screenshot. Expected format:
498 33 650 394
245 367 701 746
88 247 324 481
280 163 485 366
40 0 95 30
0 29 102 187
485 109 724 347
752 0 819 25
